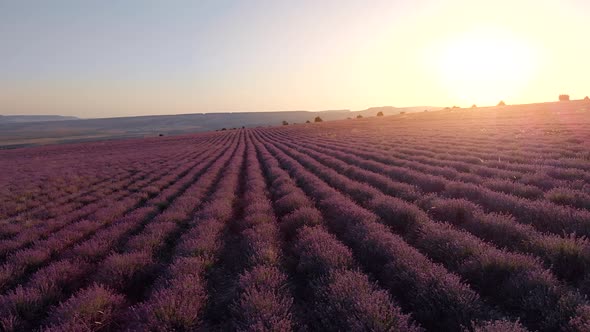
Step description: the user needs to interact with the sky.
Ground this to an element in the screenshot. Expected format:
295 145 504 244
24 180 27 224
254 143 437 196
1 0 589 118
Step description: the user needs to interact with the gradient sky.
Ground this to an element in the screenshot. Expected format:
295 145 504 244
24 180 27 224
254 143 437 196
1 0 589 118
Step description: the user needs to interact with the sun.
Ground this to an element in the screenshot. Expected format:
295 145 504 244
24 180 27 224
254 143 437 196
436 28 539 106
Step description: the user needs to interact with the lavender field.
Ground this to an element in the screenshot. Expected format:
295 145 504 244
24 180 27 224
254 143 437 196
2 102 590 331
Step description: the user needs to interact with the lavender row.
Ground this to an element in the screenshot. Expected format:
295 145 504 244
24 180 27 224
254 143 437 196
417 195 590 290
0 133 235 244
290 112 589 172
323 135 590 197
26 133 240 331
386 131 590 172
0 138 239 331
125 132 246 331
353 129 590 173
276 132 590 238
274 134 590 294
279 121 590 190
0 132 228 219
259 132 590 331
223 137 295 331
0 164 165 259
316 130 590 203
0 145 205 239
2 166 134 222
0 146 210 275
281 130 589 200
253 131 492 331
1 132 232 225
254 135 421 331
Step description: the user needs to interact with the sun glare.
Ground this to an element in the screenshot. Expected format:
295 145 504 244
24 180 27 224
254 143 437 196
436 28 540 106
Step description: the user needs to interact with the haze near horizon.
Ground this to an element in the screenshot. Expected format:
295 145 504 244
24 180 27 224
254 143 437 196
1 0 589 118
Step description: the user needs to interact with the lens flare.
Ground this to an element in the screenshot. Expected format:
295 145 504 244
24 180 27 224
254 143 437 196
436 28 540 105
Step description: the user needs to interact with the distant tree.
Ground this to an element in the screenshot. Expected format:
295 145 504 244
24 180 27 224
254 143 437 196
282 120 289 126
498 100 506 106
306 120 311 123
221 128 227 131
559 94 570 101
242 126 245 129
377 111 384 117
314 116 323 123
158 134 164 137
399 111 406 114
585 96 590 101
471 104 477 108
356 115 363 119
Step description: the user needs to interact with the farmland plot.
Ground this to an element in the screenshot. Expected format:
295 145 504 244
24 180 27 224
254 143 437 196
1 104 590 331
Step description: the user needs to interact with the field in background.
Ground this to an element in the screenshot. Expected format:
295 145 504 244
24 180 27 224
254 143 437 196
1 101 590 331
0 106 433 149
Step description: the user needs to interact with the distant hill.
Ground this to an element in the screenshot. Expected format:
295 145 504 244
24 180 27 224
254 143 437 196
357 106 435 117
0 107 438 148
0 115 79 123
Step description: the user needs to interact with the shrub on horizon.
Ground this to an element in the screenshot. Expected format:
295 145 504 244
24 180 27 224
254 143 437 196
377 111 384 116
314 116 323 123
498 100 506 106
559 94 570 101
356 115 363 119
282 120 289 126
584 96 589 101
